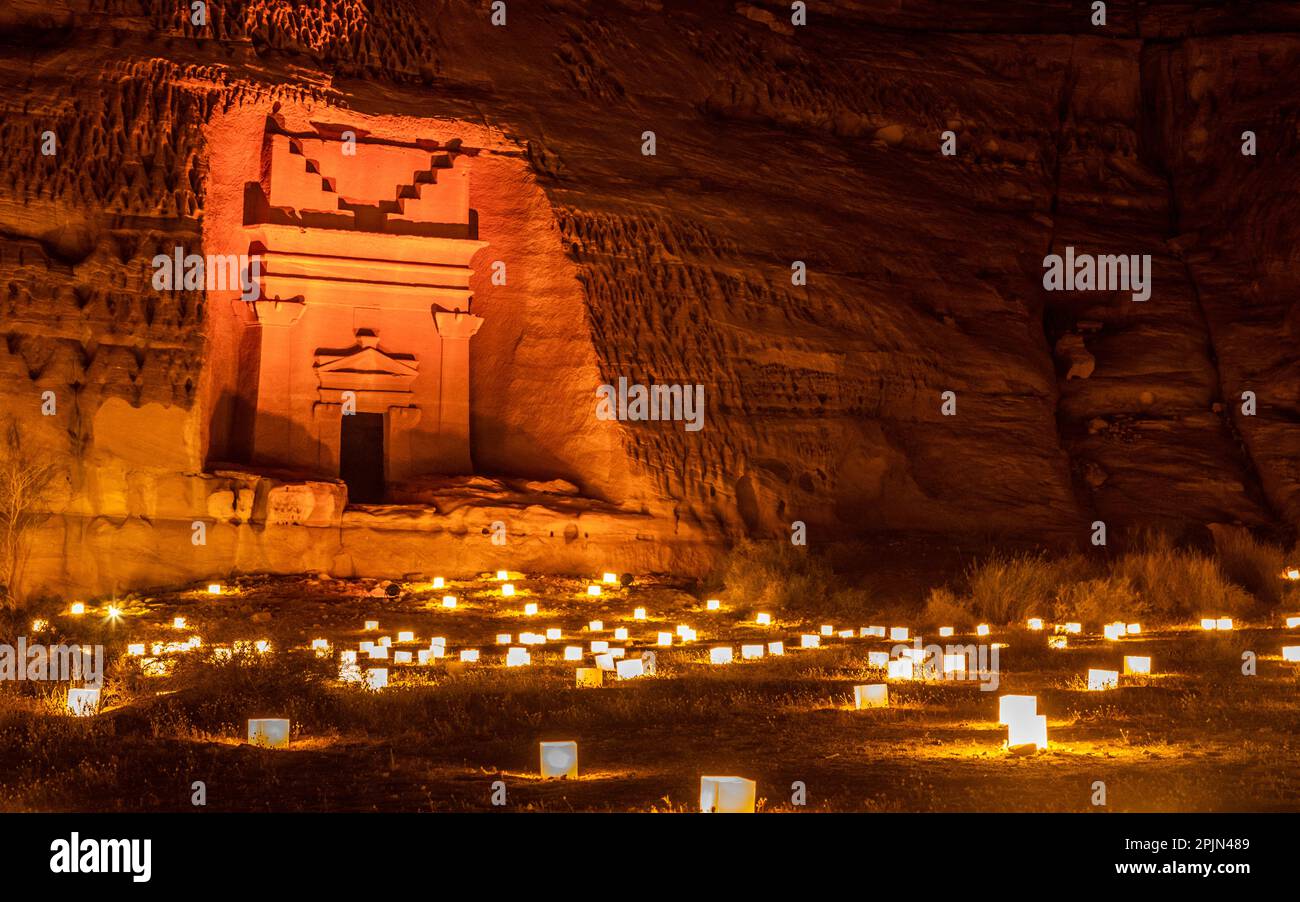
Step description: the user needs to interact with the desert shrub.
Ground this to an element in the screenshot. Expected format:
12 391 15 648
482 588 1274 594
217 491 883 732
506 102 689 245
1051 576 1141 624
1210 524 1287 605
960 552 1092 624
922 585 969 628
718 539 844 617
1115 532 1253 620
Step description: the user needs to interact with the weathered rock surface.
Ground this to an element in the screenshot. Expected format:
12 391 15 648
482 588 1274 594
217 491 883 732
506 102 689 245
1 1 1298 597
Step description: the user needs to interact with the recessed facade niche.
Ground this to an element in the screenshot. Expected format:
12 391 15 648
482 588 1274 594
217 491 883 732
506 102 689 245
232 120 489 500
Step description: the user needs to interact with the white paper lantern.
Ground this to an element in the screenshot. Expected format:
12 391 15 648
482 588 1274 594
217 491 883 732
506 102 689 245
1216 617 1233 630
1126 623 1141 635
887 659 913 680
680 628 697 642
393 651 412 664
564 646 583 661
657 632 673 646
368 646 388 660
868 650 890 667
1027 618 1044 631
710 647 734 665
1200 618 1216 630
1048 635 1067 649
1062 622 1082 634
591 640 609 653
496 633 512 645
590 620 604 632
539 741 578 779
432 577 445 589
1123 655 1151 674
365 668 388 690
616 658 645 680
1103 622 1124 641
976 624 990 637
1286 616 1300 628
706 599 720 611
594 653 615 671
506 647 531 667
820 624 834 637
942 653 966 675
127 643 145 656
634 608 647 620
496 570 509 581
442 596 457 609
378 636 392 647
460 649 480 663
397 631 415 643
603 572 618 584
838 629 855 639
417 649 433 665
364 620 379 631
520 632 545 645
756 613 771 626
546 628 562 641
767 641 784 656
1087 668 1118 691
938 626 955 637
207 584 222 595
172 617 186 629
614 628 629 641
700 776 755 813
741 644 764 660
853 684 888 709
524 602 537 616
997 694 1037 725
1282 646 1300 663
866 626 886 638
503 584 516 597
889 627 908 641
1006 714 1047 750
67 688 100 717
800 634 820 649
587 585 602 597
247 718 290 748
430 637 447 649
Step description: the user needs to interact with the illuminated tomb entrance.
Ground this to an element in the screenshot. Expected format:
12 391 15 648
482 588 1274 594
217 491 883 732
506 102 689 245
238 121 487 503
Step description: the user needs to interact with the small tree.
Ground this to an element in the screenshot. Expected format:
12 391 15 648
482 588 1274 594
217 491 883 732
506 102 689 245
0 419 59 610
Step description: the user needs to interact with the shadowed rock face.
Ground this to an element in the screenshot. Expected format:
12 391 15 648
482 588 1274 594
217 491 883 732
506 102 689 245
0 1 1298 594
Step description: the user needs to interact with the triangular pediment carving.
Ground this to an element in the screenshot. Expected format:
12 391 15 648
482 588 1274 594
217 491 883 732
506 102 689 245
314 344 419 394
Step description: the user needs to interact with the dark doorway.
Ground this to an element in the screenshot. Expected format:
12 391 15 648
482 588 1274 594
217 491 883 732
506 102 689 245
339 412 385 504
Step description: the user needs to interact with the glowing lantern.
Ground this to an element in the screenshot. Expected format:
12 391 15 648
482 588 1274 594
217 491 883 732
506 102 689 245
394 651 412 664
1282 646 1300 663
254 640 271 654
364 620 379 631
520 632 545 645
634 608 647 620
997 695 1037 725
564 646 583 661
1123 655 1151 675
442 596 457 609
942 653 966 675
800 634 820 649
247 719 290 748
976 624 990 637
1103 623 1124 641
868 651 890 667
681 628 697 642
506 648 530 667
889 627 908 641
1062 623 1082 635
460 649 480 663
172 617 186 629
603 572 618 584
417 649 433 665
838 629 855 639
378 636 392 647
866 626 886 638
207 584 222 595
706 599 720 611
67 688 100 717
616 658 645 679
657 632 673 646
591 640 609 653
368 646 388 660
1216 617 1233 630
938 626 954 637
1087 669 1118 691
496 570 509 581
587 585 602 597
546 628 562 641
539 741 578 779
767 641 784 656
70 602 85 616
853 684 888 709
1285 616 1300 628
594 653 615 671
756 613 771 626
1126 623 1141 635
503 584 516 598
127 643 145 656
887 659 913 680
700 777 756 813
1200 618 1216 630
524 602 538 616
820 625 834 637
1027 618 1044 631
710 647 734 665
397 631 415 643
590 621 604 632
365 668 388 690
576 667 603 687
614 627 629 641
496 634 512 645
741 644 764 660
311 638 329 652
432 577 445 589
1007 714 1047 751
1285 568 1300 581
431 637 447 649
